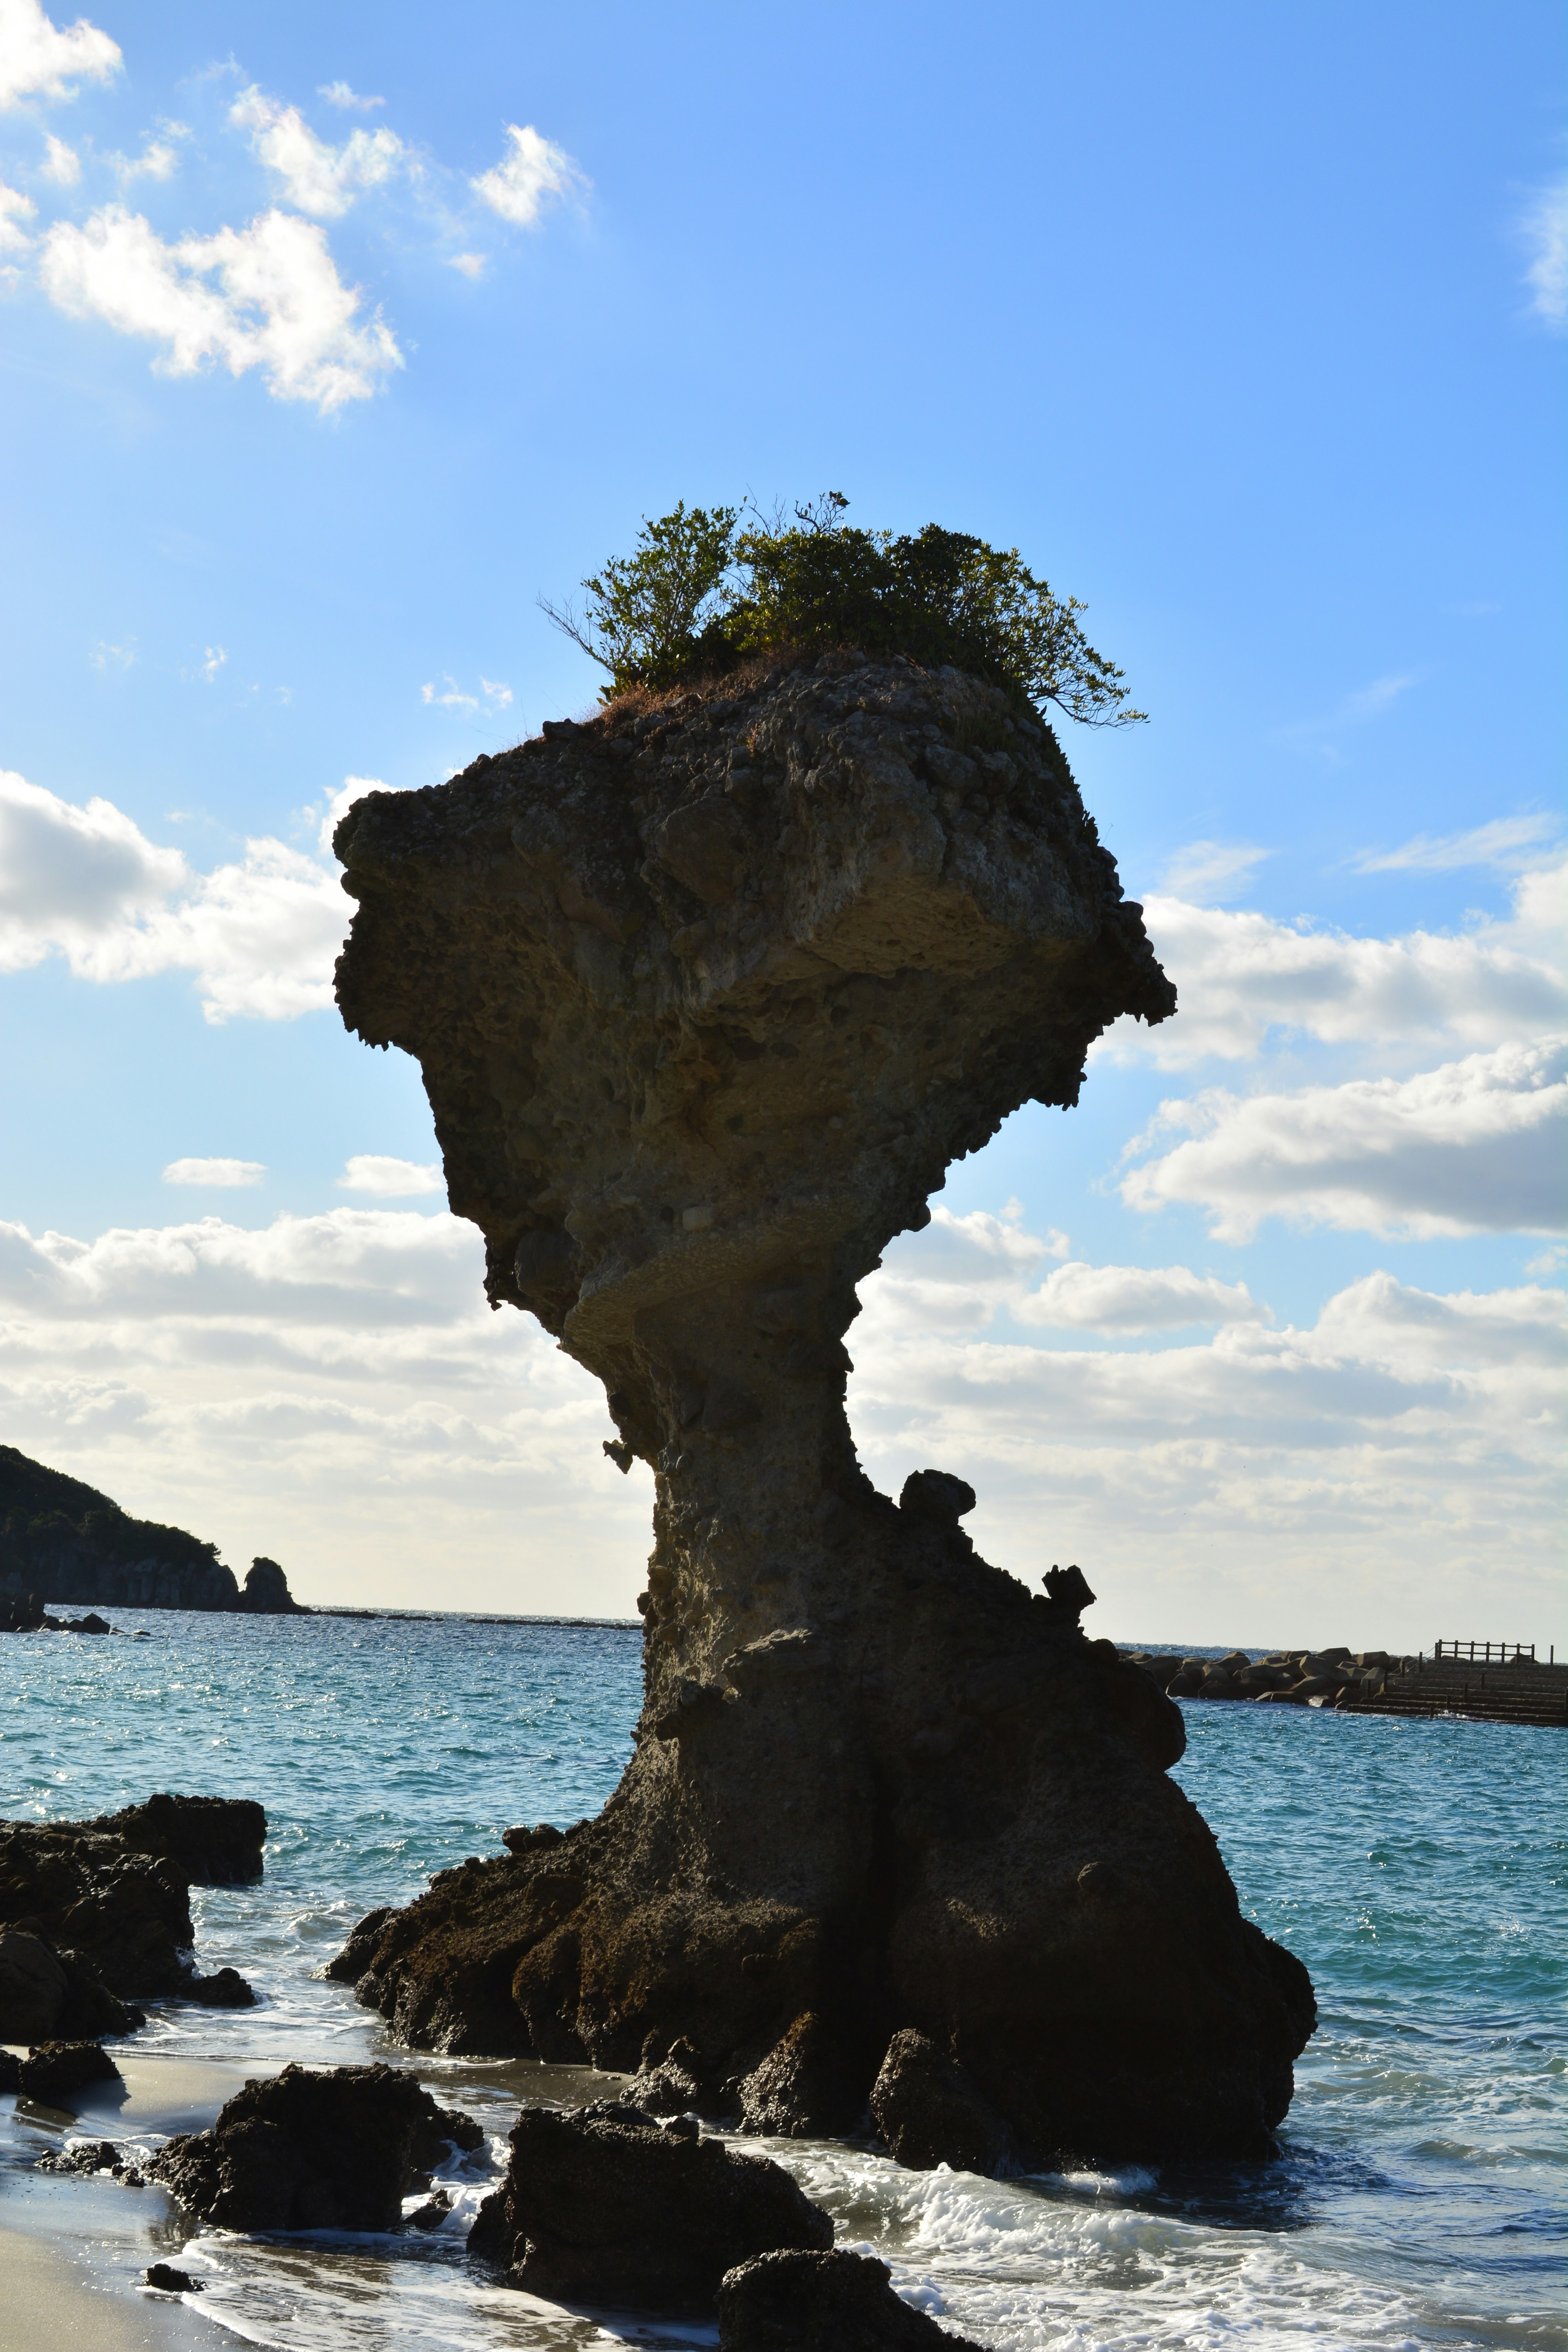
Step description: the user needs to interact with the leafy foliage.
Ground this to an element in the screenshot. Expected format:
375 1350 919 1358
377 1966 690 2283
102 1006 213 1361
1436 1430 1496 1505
542 495 1145 726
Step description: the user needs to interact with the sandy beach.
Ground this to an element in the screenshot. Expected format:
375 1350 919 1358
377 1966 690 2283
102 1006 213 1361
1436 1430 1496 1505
0 2054 250 2352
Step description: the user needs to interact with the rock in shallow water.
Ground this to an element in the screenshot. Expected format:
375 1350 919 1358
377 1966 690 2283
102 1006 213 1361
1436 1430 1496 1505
0 1793 265 2018
719 2249 986 2350
468 2100 832 2313
152 2062 482 2232
332 651 1314 2164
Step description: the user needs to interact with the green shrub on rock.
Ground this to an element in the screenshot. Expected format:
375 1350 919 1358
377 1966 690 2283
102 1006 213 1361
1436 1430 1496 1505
542 494 1146 727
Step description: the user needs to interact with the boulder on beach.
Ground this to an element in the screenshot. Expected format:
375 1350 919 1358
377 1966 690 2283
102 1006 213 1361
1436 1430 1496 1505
18 2040 122 2102
0 1926 144 2043
719 2248 986 2350
467 2100 833 2313
152 2061 483 2232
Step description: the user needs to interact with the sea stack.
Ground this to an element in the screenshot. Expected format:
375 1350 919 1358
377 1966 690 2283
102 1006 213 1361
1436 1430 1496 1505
332 650 1315 2164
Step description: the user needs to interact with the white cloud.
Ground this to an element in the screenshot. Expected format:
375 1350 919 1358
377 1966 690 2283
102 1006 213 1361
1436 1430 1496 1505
111 122 189 185
1119 1037 1568 1241
422 676 477 713
1341 673 1417 723
1099 855 1568 1067
848 1262 1566 1642
1014 1260 1266 1333
40 129 77 183
472 123 580 227
1521 174 1568 330
230 87 408 220
1352 813 1561 875
317 82 384 113
339 1155 444 1198
200 645 226 682
1156 841 1269 905
163 1157 265 1188
0 176 35 253
861 1207 1062 1335
0 1207 643 1614
0 766 350 1021
0 0 120 109
39 203 403 412
315 775 379 856
421 675 514 716
448 251 486 280
89 636 134 670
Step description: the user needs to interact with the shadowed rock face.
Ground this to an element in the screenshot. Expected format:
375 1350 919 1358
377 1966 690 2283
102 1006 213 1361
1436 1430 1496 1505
332 650 1314 2165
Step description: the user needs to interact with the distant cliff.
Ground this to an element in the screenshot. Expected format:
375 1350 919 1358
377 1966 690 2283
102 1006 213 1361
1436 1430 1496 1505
0 1446 305 1615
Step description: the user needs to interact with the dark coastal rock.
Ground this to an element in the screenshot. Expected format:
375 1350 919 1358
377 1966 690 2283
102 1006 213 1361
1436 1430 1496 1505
152 2061 482 2232
332 653 1314 2164
738 2011 866 2137
0 1795 264 2003
37 2137 121 2174
467 2100 832 2312
185 1966 257 2007
0 1927 71 2042
870 2030 1009 2175
145 2265 204 2294
322 1904 396 1983
93 1793 266 1884
18 2040 122 2101
719 2249 986 2350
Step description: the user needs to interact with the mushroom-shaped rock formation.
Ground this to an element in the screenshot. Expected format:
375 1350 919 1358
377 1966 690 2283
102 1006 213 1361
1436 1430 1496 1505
332 650 1315 2165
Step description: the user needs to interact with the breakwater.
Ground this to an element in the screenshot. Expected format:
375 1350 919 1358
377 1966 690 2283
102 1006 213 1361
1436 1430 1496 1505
1121 1644 1567 1726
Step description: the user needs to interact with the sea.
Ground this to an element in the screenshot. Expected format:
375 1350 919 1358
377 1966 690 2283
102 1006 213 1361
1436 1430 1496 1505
0 1608 1563 2352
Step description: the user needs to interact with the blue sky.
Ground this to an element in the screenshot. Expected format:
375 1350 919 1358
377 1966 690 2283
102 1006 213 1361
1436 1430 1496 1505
1 0 1563 1643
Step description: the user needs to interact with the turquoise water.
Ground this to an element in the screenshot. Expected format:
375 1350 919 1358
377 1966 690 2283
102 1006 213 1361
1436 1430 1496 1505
0 1610 1563 2352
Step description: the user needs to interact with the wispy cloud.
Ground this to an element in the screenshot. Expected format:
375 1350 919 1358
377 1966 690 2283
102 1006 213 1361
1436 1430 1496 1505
200 646 226 682
0 177 36 255
40 131 78 184
1521 173 1568 330
317 82 385 113
111 122 190 186
230 87 408 220
0 0 120 110
448 252 486 280
421 675 512 715
1353 813 1561 875
1341 672 1417 723
472 123 582 227
39 204 403 412
89 636 135 670
163 1156 265 1187
1156 841 1269 905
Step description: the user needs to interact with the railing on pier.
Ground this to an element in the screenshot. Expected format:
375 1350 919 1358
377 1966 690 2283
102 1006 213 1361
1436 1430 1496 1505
1433 1640 1535 1664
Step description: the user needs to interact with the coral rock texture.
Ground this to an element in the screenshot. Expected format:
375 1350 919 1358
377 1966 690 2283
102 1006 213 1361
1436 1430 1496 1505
332 652 1314 2163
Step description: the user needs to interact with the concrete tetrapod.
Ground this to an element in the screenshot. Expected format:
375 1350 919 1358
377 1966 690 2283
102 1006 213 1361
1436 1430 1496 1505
331 650 1315 2166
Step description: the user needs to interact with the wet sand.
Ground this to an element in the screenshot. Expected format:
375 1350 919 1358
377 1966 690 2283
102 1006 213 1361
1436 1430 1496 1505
0 2225 214 2350
0 2054 244 2352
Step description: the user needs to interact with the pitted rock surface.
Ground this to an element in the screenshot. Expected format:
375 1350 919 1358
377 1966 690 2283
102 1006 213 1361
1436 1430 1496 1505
153 2062 482 2232
331 651 1315 2164
468 2100 832 2313
0 1795 265 2010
